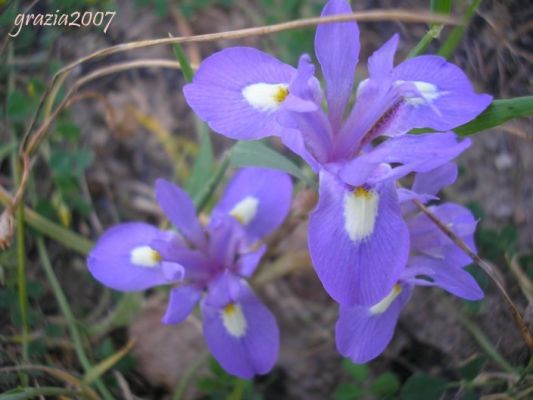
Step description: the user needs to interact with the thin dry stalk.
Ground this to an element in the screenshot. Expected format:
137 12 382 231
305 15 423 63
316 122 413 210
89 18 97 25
413 199 533 352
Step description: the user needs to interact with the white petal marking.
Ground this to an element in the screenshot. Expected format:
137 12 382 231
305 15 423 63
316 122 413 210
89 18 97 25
242 82 289 113
395 80 447 107
229 196 259 225
343 187 379 242
221 303 247 338
130 246 161 268
369 284 402 315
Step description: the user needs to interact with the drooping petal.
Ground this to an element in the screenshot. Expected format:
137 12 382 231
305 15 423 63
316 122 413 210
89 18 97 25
308 171 409 306
162 285 202 324
201 273 279 379
336 283 411 363
88 223 183 291
183 47 296 141
315 0 360 130
339 132 470 187
237 244 267 278
387 55 492 132
408 202 477 267
405 256 483 301
212 167 293 241
155 178 206 248
412 162 458 198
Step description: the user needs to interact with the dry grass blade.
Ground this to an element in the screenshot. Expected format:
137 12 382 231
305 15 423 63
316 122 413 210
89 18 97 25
0 365 100 400
413 199 533 352
56 10 458 76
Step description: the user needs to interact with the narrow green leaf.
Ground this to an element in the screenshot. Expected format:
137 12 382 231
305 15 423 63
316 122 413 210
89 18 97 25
438 0 483 59
171 41 195 83
400 373 448 400
186 124 215 197
335 383 364 400
431 0 452 14
230 141 310 184
455 96 533 136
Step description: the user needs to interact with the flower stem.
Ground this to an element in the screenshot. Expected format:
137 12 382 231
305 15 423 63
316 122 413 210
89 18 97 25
36 237 113 400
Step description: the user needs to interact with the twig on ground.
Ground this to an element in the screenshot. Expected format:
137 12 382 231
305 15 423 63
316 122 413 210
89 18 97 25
413 199 533 352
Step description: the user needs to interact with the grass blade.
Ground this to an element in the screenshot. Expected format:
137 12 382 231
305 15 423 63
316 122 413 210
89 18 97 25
455 96 533 136
438 0 483 59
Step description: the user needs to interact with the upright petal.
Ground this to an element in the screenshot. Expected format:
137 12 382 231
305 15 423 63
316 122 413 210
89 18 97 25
155 179 206 248
368 34 399 79
336 283 411 363
212 167 293 241
315 0 360 130
162 285 202 324
388 55 492 132
308 171 409 306
183 47 295 140
88 223 183 291
202 274 279 379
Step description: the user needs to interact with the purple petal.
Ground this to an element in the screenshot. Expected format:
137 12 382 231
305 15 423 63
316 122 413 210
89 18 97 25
212 167 293 241
412 162 458 197
368 34 399 79
308 171 409 306
408 202 477 267
237 244 267 278
155 178 206 248
183 47 295 140
336 284 411 363
88 223 182 291
202 274 279 378
162 285 202 324
406 256 483 301
208 215 246 271
388 55 492 132
340 132 471 187
315 0 360 130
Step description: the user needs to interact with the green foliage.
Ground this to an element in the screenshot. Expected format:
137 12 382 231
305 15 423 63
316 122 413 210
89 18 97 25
196 357 260 399
335 360 401 400
455 96 533 137
230 140 312 184
400 373 448 400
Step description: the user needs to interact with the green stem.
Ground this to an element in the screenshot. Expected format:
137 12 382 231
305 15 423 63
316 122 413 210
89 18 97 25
228 379 247 400
193 153 231 213
455 311 516 375
36 237 113 400
407 24 443 58
438 0 483 59
0 186 93 255
13 156 29 386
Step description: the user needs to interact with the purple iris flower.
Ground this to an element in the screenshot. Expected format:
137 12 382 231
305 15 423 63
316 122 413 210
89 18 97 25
88 167 293 378
336 163 484 363
183 0 492 307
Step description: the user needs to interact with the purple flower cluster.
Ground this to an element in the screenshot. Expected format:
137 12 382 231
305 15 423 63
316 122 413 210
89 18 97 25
88 0 491 378
89 168 293 378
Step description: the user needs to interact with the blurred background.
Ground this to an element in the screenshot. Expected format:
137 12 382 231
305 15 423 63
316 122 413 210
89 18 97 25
0 0 532 398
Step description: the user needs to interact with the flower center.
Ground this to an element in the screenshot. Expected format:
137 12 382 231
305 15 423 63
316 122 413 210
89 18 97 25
369 284 402 315
221 302 247 338
130 246 161 268
229 196 259 225
343 187 379 242
242 83 289 113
